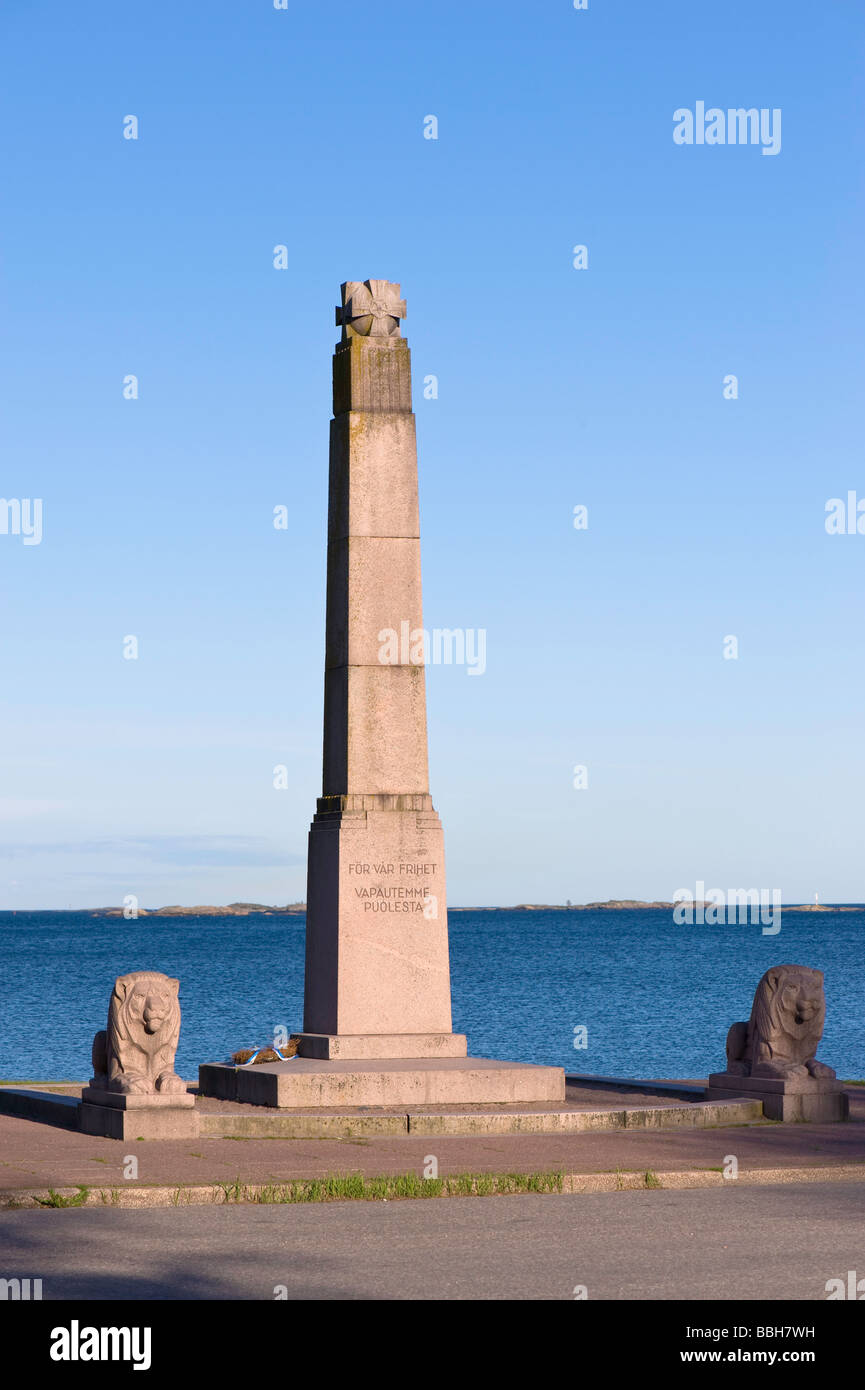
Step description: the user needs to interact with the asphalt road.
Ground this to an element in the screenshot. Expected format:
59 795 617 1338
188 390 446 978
1 1182 863 1300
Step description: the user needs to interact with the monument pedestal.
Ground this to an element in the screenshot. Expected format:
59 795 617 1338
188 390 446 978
80 1088 199 1140
198 1057 564 1109
302 796 456 1038
705 1072 848 1123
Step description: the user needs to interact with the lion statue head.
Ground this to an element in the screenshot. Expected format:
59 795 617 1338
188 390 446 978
725 964 835 1081
90 971 186 1096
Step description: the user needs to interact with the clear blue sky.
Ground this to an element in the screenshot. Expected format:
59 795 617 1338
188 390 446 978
1 2 862 908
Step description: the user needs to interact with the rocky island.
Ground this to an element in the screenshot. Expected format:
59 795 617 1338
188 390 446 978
84 900 859 918
95 902 306 918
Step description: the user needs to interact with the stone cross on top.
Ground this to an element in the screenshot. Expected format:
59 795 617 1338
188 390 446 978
336 279 406 340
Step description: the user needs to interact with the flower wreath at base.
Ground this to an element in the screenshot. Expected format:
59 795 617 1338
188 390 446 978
230 1040 299 1066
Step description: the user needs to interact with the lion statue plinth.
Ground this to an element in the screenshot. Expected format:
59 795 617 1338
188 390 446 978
90 971 186 1096
724 964 836 1081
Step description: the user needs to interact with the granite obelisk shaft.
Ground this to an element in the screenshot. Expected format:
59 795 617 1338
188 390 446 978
300 280 464 1057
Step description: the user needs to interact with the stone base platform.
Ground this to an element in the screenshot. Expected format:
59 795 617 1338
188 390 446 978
79 1088 199 1140
706 1072 849 1123
293 1033 468 1060
198 1056 565 1109
0 1078 773 1139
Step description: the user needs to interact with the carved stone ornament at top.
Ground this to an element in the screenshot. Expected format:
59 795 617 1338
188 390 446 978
336 279 406 340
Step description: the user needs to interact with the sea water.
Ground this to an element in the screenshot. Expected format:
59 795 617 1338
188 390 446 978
0 908 862 1081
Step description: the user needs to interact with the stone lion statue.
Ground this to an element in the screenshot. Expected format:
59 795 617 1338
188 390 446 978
90 971 185 1095
725 964 835 1080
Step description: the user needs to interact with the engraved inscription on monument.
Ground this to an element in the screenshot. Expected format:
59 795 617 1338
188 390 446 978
349 860 439 917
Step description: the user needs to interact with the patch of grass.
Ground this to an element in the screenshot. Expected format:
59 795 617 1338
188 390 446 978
842 1080 865 1087
33 1186 89 1209
212 1170 565 1205
608 1167 667 1189
216 1178 245 1203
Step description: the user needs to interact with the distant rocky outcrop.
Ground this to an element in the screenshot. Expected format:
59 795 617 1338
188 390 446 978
512 901 856 912
88 899 857 919
513 901 684 911
97 902 306 918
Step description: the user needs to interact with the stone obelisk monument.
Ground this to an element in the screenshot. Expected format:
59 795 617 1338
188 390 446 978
298 279 464 1058
199 280 563 1107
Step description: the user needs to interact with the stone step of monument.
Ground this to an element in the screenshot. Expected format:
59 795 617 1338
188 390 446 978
198 1056 566 1109
196 1096 762 1139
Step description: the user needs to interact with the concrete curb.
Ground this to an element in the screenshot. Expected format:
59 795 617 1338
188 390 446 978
561 1164 865 1193
3 1163 864 1210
